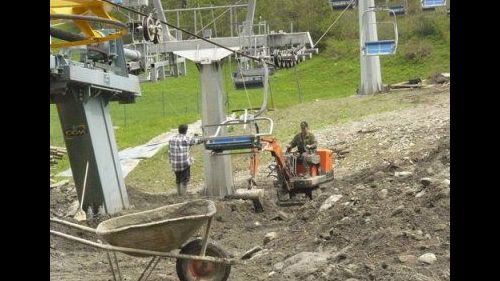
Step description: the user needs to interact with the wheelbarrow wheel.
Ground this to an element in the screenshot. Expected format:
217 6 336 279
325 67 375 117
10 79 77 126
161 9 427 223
176 238 231 281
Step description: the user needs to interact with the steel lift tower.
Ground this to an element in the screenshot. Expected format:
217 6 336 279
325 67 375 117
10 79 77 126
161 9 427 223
358 0 383 95
50 0 141 215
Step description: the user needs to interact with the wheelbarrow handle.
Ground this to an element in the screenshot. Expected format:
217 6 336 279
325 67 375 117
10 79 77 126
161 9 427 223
50 217 97 233
50 230 235 265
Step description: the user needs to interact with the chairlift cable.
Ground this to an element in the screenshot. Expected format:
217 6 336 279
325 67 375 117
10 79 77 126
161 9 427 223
313 0 356 48
237 57 254 110
101 0 274 67
196 0 244 37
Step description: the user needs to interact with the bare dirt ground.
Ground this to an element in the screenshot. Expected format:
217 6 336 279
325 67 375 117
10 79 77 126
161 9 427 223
50 87 450 281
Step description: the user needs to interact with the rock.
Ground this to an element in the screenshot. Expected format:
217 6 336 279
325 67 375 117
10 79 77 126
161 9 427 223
420 178 433 187
377 189 388 199
271 210 291 221
418 253 437 265
391 205 405 216
398 255 417 264
215 215 226 222
249 249 270 261
274 262 284 271
50 180 70 190
268 271 276 277
241 246 262 260
319 231 332 240
339 217 352 225
415 190 426 198
319 194 343 211
434 223 447 231
65 200 80 217
345 279 360 281
395 171 413 178
441 179 450 188
381 262 388 269
404 189 416 196
275 252 330 277
441 188 450 197
306 275 316 281
343 267 356 277
346 263 359 270
264 232 277 245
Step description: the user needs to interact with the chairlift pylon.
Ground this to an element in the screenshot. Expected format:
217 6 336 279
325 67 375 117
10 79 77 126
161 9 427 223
421 0 447 11
360 7 398 56
205 62 273 153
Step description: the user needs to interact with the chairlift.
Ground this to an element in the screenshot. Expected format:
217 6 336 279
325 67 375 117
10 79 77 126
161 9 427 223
203 116 274 153
361 8 398 56
205 62 273 153
232 54 269 89
386 0 407 15
329 0 355 10
232 68 266 89
421 0 447 11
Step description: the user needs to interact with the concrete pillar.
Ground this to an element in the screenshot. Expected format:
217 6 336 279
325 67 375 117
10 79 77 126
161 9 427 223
198 62 234 197
358 0 382 95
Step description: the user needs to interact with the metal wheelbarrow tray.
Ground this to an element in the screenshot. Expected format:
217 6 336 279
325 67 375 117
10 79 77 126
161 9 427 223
96 199 215 255
50 199 233 281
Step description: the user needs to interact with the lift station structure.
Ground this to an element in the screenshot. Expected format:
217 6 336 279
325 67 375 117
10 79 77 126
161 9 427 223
50 0 317 215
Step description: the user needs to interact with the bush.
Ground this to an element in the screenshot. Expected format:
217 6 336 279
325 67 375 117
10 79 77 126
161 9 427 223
412 15 441 38
402 39 433 62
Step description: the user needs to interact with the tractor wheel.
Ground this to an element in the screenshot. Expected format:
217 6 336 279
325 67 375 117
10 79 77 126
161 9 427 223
176 239 231 281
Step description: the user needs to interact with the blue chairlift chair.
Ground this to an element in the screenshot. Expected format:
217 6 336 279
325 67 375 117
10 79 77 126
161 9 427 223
361 8 398 56
421 0 447 11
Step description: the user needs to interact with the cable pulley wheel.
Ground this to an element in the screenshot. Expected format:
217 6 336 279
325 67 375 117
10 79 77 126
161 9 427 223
142 14 156 42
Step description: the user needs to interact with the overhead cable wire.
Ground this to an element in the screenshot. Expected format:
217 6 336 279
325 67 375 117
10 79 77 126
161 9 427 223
102 0 275 67
313 0 356 48
195 0 243 36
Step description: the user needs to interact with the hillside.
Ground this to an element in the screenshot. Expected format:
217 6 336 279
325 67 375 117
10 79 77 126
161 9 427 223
50 86 450 281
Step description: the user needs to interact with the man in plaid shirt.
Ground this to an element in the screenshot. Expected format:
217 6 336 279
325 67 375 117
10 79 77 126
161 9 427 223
168 124 203 195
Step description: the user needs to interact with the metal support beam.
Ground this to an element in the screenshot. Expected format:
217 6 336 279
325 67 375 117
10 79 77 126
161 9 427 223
230 7 234 37
54 89 129 215
157 32 313 53
242 0 256 36
51 55 140 215
198 62 234 197
358 0 382 95
164 4 248 12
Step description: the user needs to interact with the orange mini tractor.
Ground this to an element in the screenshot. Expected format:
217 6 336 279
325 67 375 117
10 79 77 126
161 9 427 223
249 136 335 204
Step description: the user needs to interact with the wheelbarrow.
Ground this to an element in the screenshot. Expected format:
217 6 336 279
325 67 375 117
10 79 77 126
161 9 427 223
50 199 233 281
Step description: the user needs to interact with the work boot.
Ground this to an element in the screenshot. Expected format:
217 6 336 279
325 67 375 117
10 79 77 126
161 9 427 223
176 183 182 196
179 182 187 196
